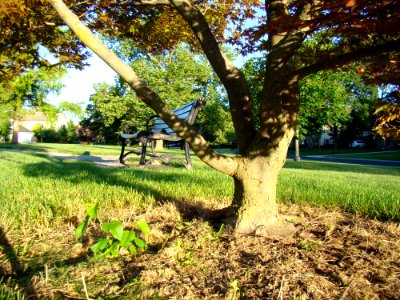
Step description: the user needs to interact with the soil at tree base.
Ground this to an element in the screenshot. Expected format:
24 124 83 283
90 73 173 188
1 203 399 299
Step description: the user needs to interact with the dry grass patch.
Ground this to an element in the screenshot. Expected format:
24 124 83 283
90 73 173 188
1 203 400 299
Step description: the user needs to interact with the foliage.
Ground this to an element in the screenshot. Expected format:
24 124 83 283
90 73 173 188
0 67 65 143
243 57 378 146
85 43 233 145
374 101 400 141
76 201 150 257
58 101 84 119
299 71 352 135
0 0 89 80
32 121 78 143
0 103 12 139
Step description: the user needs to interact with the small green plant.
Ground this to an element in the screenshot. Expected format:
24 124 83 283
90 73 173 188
208 224 225 242
229 279 241 300
76 201 151 257
299 240 317 252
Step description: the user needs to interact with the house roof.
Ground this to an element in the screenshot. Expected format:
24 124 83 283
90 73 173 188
19 125 32 133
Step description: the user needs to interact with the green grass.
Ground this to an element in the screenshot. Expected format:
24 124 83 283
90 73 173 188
280 160 400 220
0 150 232 229
0 146 399 231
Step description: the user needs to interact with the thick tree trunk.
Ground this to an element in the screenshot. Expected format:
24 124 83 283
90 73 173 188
231 166 279 235
227 132 293 235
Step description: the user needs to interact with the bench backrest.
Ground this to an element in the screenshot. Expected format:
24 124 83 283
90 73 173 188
151 99 205 134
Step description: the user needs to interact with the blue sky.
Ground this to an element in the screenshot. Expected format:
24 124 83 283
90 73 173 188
47 54 116 108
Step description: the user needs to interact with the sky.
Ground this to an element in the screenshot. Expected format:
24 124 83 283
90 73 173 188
46 54 116 108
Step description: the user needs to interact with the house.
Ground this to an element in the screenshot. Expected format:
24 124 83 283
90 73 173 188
11 111 68 143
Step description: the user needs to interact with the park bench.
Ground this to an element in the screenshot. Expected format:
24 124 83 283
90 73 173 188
119 98 205 169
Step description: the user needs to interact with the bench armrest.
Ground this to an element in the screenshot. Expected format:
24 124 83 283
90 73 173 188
145 114 159 131
124 122 146 133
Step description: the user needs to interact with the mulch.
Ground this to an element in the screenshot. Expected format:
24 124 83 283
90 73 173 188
1 203 399 299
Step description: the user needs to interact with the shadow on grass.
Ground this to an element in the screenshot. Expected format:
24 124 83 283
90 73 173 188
19 151 228 230
10 152 230 297
1 226 96 298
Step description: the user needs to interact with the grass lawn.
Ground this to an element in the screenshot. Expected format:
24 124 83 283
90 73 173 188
1 145 399 299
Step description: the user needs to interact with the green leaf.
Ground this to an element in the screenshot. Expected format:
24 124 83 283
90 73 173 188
135 220 151 234
91 238 108 255
102 222 111 233
109 221 124 240
133 237 147 250
87 201 99 219
75 215 90 239
119 230 130 247
109 241 119 257
128 245 137 255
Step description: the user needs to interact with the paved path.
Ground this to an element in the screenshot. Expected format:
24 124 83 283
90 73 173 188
0 149 124 168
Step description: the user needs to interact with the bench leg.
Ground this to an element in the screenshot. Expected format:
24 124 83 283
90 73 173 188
184 141 192 169
140 142 147 165
119 138 127 164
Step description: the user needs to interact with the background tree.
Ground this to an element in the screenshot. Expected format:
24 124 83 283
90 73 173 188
4 0 400 235
0 68 65 143
299 71 354 152
84 43 234 145
374 87 400 141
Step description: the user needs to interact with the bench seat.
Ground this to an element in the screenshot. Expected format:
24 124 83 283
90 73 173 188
119 99 205 169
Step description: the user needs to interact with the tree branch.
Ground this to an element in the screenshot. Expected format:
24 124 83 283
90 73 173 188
169 0 256 153
46 0 238 175
133 0 171 5
296 39 400 79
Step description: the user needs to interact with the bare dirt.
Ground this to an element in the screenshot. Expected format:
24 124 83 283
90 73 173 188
2 203 399 299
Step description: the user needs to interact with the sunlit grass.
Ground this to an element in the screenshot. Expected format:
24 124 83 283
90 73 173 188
0 149 399 232
281 161 400 220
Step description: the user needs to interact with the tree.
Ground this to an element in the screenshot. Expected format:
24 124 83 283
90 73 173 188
5 0 400 235
0 68 65 143
374 88 400 141
0 0 89 80
300 71 354 151
85 43 233 145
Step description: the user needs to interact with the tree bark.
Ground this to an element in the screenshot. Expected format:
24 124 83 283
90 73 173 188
227 131 292 235
294 127 301 161
11 112 21 144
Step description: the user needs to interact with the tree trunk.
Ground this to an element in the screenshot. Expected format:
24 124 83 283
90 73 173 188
332 125 338 153
11 115 21 144
227 134 293 235
294 127 301 161
231 168 279 235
